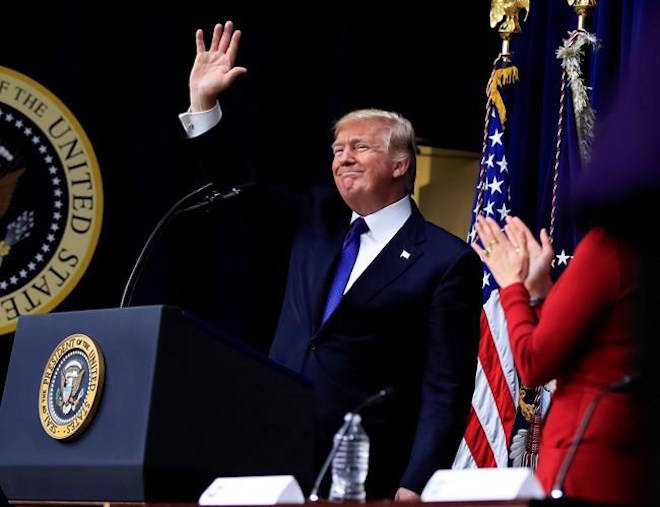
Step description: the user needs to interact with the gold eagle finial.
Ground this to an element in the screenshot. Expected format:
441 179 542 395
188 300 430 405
567 0 597 17
567 0 597 30
490 0 530 37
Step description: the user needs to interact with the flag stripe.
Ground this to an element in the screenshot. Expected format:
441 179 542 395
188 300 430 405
483 290 518 403
463 407 497 467
455 307 517 469
470 359 509 467
453 438 478 469
477 318 517 451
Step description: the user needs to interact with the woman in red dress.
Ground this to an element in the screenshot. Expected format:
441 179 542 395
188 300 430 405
473 215 645 505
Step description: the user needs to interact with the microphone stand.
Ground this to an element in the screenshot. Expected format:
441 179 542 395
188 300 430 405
308 387 393 502
308 416 353 503
119 182 254 308
550 373 637 499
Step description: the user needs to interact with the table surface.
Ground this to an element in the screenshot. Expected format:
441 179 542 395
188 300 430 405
9 501 540 507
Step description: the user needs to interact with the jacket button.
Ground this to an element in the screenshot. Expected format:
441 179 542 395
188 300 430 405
309 341 317 351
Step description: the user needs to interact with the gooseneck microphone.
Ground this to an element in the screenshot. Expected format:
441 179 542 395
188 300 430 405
308 387 394 502
120 182 254 308
550 373 638 499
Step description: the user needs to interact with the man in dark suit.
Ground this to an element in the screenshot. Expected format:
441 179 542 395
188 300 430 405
179 21 482 501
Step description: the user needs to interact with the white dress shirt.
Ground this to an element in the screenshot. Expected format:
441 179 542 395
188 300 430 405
179 103 413 294
179 102 222 138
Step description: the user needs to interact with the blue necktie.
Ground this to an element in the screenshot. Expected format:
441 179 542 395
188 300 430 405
322 217 369 324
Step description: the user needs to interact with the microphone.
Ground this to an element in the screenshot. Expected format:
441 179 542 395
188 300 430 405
119 182 254 308
308 387 393 502
353 387 395 413
550 373 638 499
178 183 254 213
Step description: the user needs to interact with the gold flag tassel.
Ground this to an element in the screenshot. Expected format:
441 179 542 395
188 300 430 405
487 66 520 127
474 58 520 216
487 0 529 127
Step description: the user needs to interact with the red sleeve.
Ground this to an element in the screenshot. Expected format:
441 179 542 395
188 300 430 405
498 228 620 387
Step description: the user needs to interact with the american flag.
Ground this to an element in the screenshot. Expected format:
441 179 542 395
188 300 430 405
453 101 520 468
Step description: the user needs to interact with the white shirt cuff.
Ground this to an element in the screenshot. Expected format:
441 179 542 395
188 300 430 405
179 102 222 138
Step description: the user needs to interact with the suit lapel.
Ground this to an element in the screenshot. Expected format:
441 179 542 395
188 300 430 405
315 204 427 333
342 206 426 307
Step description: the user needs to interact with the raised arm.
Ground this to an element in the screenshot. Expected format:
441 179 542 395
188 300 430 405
180 21 252 189
189 21 247 112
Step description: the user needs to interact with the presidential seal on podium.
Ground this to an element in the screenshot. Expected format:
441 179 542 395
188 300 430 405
38 333 105 440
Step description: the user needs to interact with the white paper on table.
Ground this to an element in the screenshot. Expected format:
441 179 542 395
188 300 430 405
199 475 305 505
421 468 545 502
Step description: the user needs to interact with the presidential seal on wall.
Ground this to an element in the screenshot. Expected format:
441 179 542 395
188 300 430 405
0 67 103 334
38 333 105 440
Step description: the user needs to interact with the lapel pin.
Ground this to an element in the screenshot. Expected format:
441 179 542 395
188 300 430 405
400 250 411 260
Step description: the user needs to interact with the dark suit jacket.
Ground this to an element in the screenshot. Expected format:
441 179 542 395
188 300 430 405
189 120 482 499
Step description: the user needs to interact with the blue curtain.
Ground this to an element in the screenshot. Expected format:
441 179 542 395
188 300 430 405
506 0 657 234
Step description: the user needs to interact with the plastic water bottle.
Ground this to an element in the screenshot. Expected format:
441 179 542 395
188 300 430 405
329 413 370 502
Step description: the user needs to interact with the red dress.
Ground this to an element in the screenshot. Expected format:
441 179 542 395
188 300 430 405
499 228 645 504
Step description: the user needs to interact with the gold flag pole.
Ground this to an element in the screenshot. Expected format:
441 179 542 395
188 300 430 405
473 2 530 217
483 1 530 128
490 0 530 62
568 0 597 30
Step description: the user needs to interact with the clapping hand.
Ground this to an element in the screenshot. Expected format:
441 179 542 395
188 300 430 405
472 215 553 298
472 215 529 288
507 216 553 299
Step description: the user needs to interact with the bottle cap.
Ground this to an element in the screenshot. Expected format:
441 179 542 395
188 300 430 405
344 412 361 424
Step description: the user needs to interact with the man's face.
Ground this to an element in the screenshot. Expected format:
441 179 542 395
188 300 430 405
331 119 405 215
